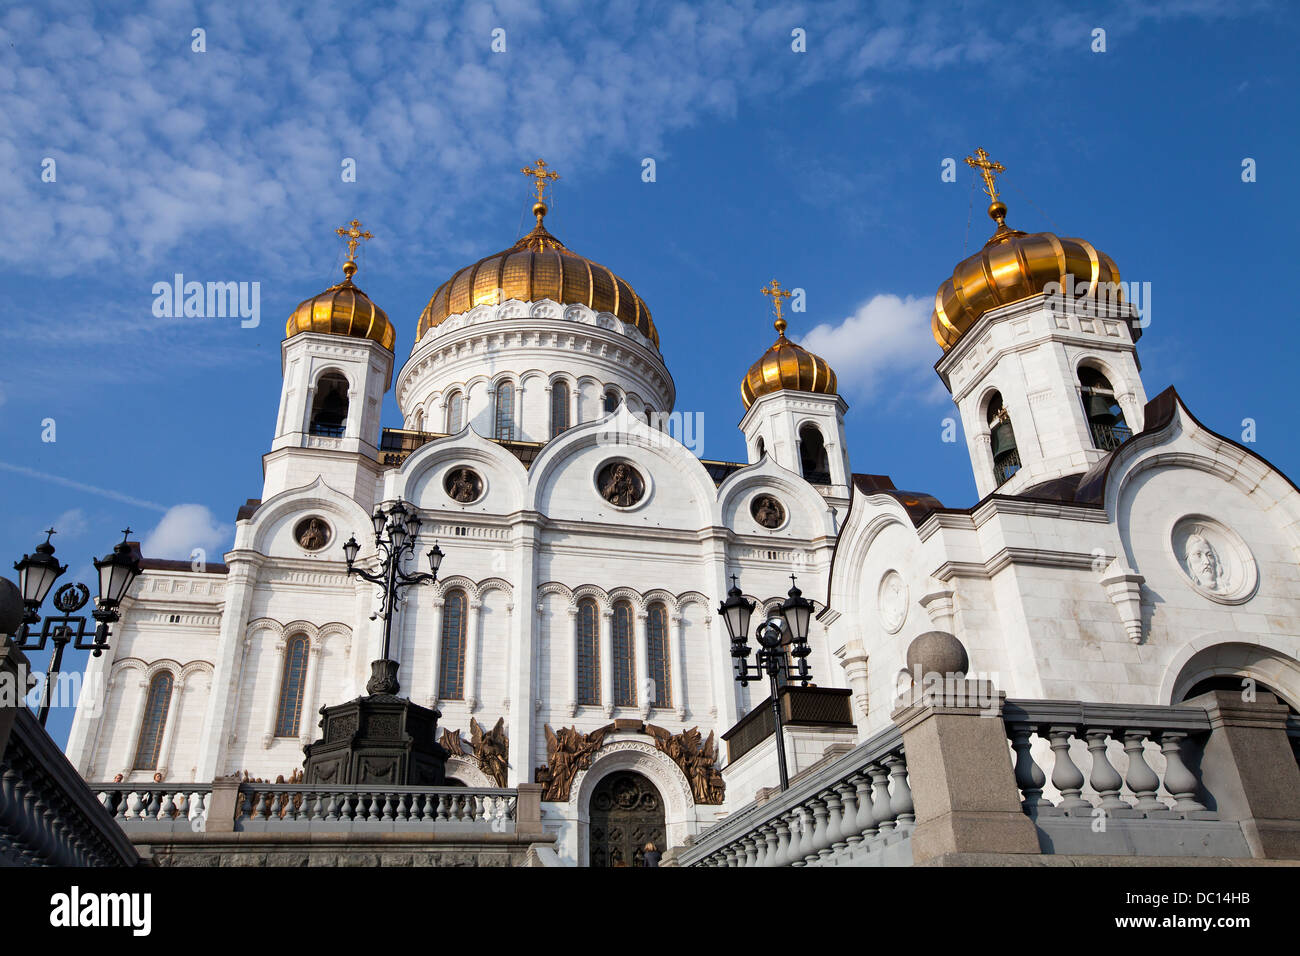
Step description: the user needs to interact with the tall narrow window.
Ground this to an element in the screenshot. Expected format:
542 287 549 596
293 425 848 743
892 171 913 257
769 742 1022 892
576 599 600 705
603 389 619 414
309 371 349 437
799 424 830 483
551 381 570 439
439 590 467 699
495 382 515 441
275 635 310 737
446 391 464 433
612 602 636 707
132 672 174 770
646 604 671 709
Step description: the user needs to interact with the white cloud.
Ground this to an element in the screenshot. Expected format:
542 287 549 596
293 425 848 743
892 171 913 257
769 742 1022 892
141 504 231 562
798 293 938 400
48 508 88 539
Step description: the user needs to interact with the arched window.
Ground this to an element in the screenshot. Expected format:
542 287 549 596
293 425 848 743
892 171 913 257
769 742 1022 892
495 382 515 441
275 635 310 737
603 389 619 414
799 424 830 483
132 672 174 770
309 372 349 437
551 381 570 439
646 604 671 709
1078 366 1130 450
411 408 424 433
612 602 636 707
439 590 468 699
445 391 464 433
756 436 766 459
576 599 600 705
987 392 1020 485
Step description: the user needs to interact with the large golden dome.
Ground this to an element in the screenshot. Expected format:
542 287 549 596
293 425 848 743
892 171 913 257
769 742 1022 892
741 316 838 410
285 259 396 351
931 152 1126 353
416 214 658 349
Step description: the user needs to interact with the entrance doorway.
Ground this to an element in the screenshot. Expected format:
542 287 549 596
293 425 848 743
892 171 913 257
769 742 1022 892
588 770 666 867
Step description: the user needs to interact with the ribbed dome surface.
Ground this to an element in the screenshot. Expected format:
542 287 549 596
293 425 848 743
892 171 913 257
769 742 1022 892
741 320 838 410
285 269 396 351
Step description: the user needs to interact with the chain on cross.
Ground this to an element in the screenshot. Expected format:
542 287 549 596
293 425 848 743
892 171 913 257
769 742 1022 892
965 147 1006 203
521 158 560 204
335 218 374 264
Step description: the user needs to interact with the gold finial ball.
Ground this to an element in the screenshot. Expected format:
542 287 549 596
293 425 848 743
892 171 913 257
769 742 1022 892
533 201 548 220
342 260 358 279
774 317 788 335
987 200 1007 223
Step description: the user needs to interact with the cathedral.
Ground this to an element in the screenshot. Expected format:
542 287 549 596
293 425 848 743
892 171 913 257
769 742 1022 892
62 153 1300 867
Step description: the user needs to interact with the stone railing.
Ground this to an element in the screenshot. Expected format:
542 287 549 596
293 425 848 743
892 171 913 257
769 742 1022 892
233 784 518 832
1002 699 1216 818
91 784 213 833
680 724 912 867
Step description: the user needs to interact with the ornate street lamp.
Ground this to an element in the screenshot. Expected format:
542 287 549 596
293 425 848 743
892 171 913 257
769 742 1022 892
342 498 443 696
717 573 816 791
11 529 142 726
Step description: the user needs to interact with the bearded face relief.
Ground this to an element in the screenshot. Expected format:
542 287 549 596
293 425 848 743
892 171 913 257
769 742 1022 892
294 516 330 551
1183 532 1221 591
597 461 645 507
444 467 483 504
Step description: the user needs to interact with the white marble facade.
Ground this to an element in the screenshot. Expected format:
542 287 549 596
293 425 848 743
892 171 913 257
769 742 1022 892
65 248 1300 867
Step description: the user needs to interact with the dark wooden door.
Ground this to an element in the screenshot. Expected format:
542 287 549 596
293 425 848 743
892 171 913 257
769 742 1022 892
589 771 666 867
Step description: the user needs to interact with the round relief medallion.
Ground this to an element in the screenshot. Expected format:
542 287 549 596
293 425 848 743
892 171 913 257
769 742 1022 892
877 570 908 633
1170 515 1257 605
751 494 786 529
294 516 331 552
596 460 646 508
444 467 484 504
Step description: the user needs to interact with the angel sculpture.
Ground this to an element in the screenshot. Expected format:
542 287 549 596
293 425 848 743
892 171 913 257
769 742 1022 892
440 727 468 757
537 724 608 801
471 716 510 788
648 725 725 805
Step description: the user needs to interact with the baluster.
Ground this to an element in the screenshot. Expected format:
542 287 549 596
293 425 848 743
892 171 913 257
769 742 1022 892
97 791 112 814
808 799 832 862
740 836 757 867
836 781 863 846
1085 729 1131 812
112 790 128 822
381 793 396 822
771 814 793 867
173 791 189 822
823 788 847 856
1009 723 1052 812
435 793 449 822
156 791 174 821
850 773 876 840
791 805 815 866
1047 726 1092 813
324 790 340 822
126 791 143 820
723 845 739 868
420 793 435 823
309 791 324 822
1122 730 1165 812
396 792 410 822
1158 732 1206 813
868 763 895 831
885 754 914 826
761 823 780 866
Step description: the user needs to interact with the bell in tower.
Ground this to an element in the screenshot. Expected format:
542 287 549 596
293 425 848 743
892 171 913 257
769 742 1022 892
987 393 1020 486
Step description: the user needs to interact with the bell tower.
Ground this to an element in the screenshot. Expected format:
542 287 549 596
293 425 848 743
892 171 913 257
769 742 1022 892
931 150 1148 497
264 220 395 502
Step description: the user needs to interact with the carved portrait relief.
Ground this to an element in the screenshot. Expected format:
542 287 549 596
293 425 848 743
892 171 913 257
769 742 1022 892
444 467 484 504
596 461 646 508
877 569 908 634
1170 515 1257 605
751 494 786 529
294 516 331 552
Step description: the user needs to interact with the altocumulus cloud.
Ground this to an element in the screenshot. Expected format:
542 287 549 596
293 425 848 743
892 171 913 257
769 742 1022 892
798 293 938 400
142 504 232 561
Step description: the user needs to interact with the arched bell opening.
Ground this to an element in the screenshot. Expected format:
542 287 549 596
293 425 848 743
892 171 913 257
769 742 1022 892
986 392 1019 486
798 424 830 484
1079 366 1131 451
309 372 349 437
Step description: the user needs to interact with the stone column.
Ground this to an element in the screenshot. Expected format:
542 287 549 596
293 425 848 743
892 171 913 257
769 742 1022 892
889 632 1040 864
1188 689 1300 860
465 598 482 712
195 553 263 781
705 532 739 729
566 605 578 716
155 675 187 780
837 638 870 733
298 641 324 748
427 596 445 707
634 609 650 717
570 383 580 428
506 521 540 786
599 608 614 717
669 613 685 720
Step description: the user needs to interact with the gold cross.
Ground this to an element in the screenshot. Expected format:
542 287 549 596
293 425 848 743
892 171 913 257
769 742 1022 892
521 158 560 203
335 218 374 263
761 279 793 327
965 147 1006 203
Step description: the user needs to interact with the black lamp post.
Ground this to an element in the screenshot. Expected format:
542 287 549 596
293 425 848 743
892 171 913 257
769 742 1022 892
11 529 142 726
342 498 444 696
717 572 816 791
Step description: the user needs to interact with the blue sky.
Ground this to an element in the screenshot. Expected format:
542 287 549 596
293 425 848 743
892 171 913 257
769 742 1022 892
2 0 1297 744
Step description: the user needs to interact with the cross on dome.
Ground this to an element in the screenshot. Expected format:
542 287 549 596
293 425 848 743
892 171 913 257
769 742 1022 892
761 279 793 333
335 218 374 278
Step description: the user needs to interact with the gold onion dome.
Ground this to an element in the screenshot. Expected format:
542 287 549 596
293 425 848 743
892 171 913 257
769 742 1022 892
932 149 1123 353
416 159 657 348
285 219 396 351
741 280 838 410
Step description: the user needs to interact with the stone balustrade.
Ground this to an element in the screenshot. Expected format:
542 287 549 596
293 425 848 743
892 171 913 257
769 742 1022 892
680 724 913 867
92 784 213 832
1001 700 1216 819
234 784 517 832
